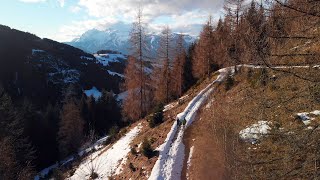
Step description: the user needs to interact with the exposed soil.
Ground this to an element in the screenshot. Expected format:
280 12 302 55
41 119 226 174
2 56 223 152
181 103 228 180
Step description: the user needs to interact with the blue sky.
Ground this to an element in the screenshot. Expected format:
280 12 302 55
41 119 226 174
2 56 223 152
1 0 224 42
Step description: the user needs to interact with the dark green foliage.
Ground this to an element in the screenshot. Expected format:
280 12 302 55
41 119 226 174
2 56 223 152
149 108 164 128
90 172 99 179
94 90 122 136
183 43 196 91
51 169 64 180
129 163 136 172
148 104 164 128
108 125 119 140
247 68 253 80
57 97 84 158
182 118 187 126
0 26 126 172
141 138 155 158
131 147 137 155
259 68 269 86
225 73 235 91
0 93 36 179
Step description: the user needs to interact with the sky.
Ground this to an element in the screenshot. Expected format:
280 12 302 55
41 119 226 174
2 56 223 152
0 0 225 42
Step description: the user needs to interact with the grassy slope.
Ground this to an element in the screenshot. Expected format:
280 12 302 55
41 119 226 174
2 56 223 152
197 66 320 179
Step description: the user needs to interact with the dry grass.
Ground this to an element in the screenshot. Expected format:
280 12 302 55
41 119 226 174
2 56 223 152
205 67 320 179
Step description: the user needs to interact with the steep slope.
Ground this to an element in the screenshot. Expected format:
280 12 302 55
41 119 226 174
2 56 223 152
148 68 229 179
0 25 127 170
108 65 320 180
0 25 125 105
56 67 229 180
182 65 320 180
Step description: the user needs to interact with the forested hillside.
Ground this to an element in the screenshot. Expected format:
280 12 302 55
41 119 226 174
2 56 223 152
1 0 319 179
0 25 125 178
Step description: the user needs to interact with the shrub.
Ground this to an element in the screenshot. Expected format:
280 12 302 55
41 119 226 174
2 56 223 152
225 73 235 91
141 138 154 158
247 68 269 88
129 163 136 172
247 68 253 80
131 147 137 155
259 68 269 86
149 106 164 128
108 125 119 140
310 84 320 103
51 169 64 180
182 118 187 126
90 172 99 179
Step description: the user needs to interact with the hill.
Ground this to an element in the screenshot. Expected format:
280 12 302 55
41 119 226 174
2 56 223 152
0 25 127 172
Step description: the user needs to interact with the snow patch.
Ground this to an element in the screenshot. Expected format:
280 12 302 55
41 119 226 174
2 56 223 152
296 110 320 125
84 87 102 101
69 124 142 179
107 70 125 78
80 56 94 61
186 146 194 180
205 99 214 109
239 121 271 144
163 102 178 112
116 91 128 102
144 67 153 74
32 49 45 55
94 53 126 66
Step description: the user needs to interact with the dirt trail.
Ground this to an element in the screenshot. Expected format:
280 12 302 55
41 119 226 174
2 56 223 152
182 111 227 180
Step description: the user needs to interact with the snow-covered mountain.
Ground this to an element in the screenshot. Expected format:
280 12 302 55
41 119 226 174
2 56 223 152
66 22 196 56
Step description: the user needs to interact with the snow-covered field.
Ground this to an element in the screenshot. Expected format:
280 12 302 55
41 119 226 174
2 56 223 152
149 68 229 180
34 135 110 180
69 124 142 179
94 53 126 66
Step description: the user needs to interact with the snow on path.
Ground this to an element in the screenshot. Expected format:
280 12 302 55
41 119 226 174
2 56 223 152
149 68 229 180
241 64 320 69
149 64 318 180
186 146 195 180
69 124 142 180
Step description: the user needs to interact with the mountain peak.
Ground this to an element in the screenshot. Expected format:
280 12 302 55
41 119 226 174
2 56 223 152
66 23 196 55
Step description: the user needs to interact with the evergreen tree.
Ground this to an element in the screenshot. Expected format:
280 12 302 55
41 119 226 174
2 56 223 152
0 93 35 179
57 98 84 158
95 90 121 136
184 43 196 91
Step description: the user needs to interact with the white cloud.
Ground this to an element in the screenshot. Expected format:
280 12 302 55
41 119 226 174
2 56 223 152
77 0 224 22
52 18 118 42
52 0 224 41
70 6 82 13
19 0 46 3
57 0 65 7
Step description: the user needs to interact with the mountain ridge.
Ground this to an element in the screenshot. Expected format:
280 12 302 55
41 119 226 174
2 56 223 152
66 22 197 56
